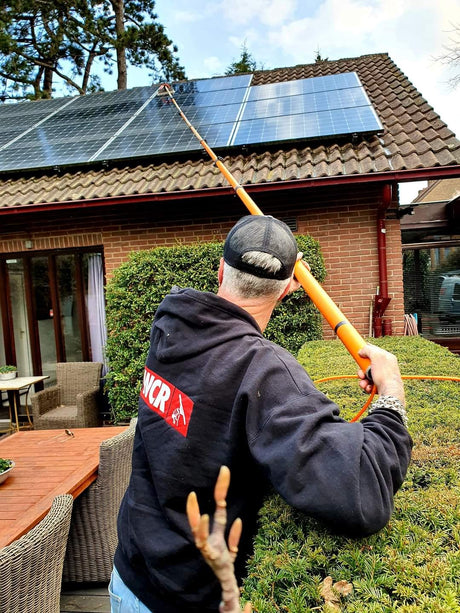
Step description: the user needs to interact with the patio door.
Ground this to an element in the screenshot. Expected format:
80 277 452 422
0 249 106 386
8 268 33 377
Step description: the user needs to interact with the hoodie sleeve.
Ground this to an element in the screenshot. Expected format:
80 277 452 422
245 346 413 536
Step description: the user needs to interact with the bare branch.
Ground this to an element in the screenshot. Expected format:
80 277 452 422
187 467 252 613
434 23 460 89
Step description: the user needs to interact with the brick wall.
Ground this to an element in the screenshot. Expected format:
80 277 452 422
0 185 405 341
296 203 404 339
101 219 234 273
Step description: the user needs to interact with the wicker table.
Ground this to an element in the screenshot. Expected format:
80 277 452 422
0 426 128 547
0 375 49 433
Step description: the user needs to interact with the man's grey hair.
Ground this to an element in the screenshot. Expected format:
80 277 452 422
222 251 291 299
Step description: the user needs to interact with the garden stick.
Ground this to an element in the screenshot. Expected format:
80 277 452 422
187 466 252 613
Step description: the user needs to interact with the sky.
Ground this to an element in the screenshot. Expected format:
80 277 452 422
132 0 460 205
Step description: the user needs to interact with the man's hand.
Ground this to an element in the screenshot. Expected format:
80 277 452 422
287 252 308 294
357 344 405 404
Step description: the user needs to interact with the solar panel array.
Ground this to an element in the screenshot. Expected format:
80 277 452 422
0 72 382 173
232 73 382 145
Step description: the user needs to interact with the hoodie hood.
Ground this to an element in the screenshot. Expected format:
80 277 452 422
153 287 262 362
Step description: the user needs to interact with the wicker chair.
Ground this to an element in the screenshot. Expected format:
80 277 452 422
31 362 103 429
0 494 73 613
63 418 137 583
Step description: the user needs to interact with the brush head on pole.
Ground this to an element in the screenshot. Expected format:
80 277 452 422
157 83 174 96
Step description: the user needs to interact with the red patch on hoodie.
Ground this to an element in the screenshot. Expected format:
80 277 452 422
140 367 194 437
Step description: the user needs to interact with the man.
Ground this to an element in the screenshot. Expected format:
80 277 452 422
111 215 412 613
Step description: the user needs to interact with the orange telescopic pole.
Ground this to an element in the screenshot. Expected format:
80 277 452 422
158 83 372 378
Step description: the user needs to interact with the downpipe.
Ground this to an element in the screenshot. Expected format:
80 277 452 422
373 184 392 336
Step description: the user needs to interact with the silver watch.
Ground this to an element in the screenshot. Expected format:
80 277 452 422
368 395 408 428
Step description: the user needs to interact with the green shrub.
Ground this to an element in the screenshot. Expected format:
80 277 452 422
104 235 326 422
242 336 460 612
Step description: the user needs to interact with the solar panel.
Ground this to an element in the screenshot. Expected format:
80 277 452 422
97 101 242 159
0 87 159 170
92 76 252 160
0 71 382 173
231 72 382 146
0 75 252 172
247 72 361 100
0 97 78 150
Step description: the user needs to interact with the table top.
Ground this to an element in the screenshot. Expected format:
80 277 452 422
0 426 128 547
0 375 49 391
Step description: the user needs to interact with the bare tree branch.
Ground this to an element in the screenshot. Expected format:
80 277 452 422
434 23 460 89
187 467 252 613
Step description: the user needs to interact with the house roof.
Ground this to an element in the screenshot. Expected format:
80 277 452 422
412 178 460 203
1 52 460 212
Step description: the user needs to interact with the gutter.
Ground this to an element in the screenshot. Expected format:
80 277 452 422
0 165 459 217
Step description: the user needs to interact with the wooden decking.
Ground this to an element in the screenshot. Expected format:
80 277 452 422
60 584 110 612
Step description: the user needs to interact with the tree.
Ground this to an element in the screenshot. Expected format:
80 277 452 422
226 43 258 75
436 23 460 89
0 0 186 100
106 0 186 90
314 47 329 63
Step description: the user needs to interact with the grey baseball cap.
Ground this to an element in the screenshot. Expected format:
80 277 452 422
223 215 298 280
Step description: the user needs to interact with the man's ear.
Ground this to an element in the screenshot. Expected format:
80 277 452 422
218 258 225 286
277 278 292 302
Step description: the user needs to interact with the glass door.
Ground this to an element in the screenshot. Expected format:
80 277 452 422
403 245 460 338
0 249 105 387
31 256 58 382
56 254 84 363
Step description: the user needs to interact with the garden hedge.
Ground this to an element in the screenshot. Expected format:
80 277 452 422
242 336 460 612
104 234 326 422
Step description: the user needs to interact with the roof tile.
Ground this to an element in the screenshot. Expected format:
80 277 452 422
431 147 458 166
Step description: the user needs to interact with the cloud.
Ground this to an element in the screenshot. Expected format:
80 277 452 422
229 28 260 49
219 0 298 26
266 0 459 64
317 0 407 36
202 56 225 76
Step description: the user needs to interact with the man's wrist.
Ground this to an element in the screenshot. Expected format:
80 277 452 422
376 378 405 405
368 395 408 428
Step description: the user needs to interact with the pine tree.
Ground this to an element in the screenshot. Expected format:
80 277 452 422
226 43 258 75
0 0 186 100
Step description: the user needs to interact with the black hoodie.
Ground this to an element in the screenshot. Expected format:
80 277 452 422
114 287 412 612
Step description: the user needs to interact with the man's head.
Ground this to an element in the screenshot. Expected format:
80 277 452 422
224 215 298 280
220 215 299 300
